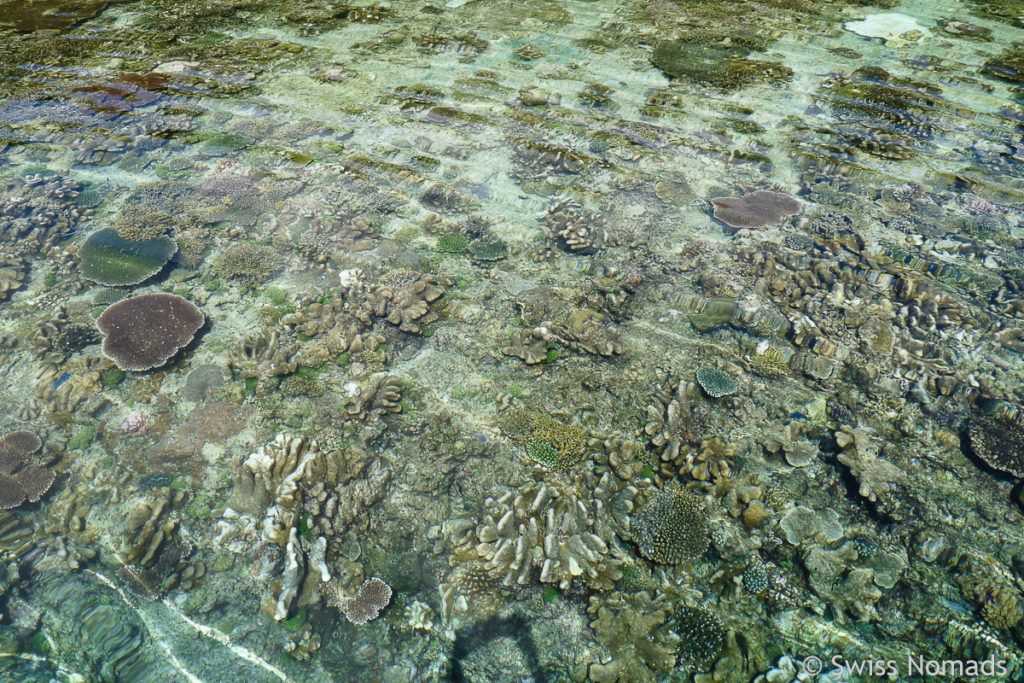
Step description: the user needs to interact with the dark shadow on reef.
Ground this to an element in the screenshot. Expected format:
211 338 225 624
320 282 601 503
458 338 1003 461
449 614 546 682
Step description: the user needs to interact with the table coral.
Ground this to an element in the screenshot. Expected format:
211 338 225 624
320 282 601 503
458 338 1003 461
323 576 392 625
712 190 801 230
96 293 205 371
0 430 54 511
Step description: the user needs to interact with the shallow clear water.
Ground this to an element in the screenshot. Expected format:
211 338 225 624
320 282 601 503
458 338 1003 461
2 1 1024 681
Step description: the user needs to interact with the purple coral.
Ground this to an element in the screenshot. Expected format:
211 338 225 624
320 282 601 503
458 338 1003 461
712 190 801 229
0 430 55 510
966 197 999 216
120 411 147 434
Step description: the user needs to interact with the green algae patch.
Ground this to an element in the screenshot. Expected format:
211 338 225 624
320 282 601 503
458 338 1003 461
281 607 306 632
67 425 97 450
79 228 177 287
101 368 126 388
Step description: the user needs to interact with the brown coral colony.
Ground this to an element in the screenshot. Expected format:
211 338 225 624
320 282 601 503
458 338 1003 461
96 293 205 371
712 190 802 229
0 430 54 510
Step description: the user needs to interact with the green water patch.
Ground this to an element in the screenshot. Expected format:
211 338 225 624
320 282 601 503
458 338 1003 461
79 228 178 286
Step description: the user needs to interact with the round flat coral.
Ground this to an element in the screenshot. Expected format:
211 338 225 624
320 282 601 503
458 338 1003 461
96 293 205 371
712 190 802 229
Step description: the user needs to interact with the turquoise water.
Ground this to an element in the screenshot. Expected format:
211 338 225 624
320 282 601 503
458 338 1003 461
2 1 1024 681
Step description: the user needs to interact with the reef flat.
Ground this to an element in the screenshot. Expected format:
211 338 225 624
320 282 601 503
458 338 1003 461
2 0 1024 681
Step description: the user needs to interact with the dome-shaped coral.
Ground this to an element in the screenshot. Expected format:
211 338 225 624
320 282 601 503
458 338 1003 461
96 293 205 371
631 489 709 565
672 605 726 664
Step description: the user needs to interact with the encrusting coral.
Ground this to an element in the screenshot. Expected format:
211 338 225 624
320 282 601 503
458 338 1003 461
967 411 1024 478
835 425 905 504
498 408 589 472
587 589 678 683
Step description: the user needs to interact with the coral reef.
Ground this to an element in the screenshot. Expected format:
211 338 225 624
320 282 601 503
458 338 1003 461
967 411 1024 478
672 605 727 664
228 327 299 379
835 426 906 504
2 0 1024 678
683 438 736 484
448 478 625 590
212 242 283 287
118 488 184 568
0 255 27 301
540 197 610 255
650 41 792 91
501 286 624 363
225 431 388 621
695 367 738 398
0 174 92 256
498 409 589 472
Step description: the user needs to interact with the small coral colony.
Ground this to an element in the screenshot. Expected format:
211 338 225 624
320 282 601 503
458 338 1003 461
3 0 1024 681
